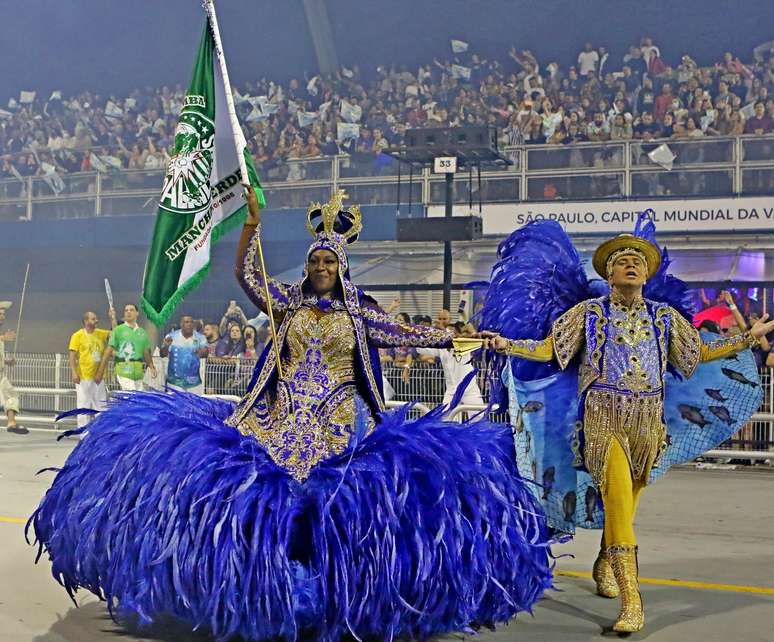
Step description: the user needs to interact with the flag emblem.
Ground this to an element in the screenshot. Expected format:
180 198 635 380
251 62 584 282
159 115 214 214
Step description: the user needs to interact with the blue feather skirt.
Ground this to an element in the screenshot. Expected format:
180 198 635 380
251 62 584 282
30 392 553 641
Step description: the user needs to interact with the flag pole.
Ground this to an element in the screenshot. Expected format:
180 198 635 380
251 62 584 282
13 263 30 358
204 0 283 379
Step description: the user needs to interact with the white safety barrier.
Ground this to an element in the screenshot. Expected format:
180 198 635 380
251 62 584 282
6 353 774 460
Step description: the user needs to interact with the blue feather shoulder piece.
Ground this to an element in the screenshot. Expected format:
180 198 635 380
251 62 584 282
480 220 592 340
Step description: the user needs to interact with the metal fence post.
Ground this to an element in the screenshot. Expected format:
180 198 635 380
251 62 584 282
624 140 632 197
421 166 431 211
95 171 102 216
54 353 62 412
520 145 528 201
26 176 33 220
734 136 743 195
332 154 339 192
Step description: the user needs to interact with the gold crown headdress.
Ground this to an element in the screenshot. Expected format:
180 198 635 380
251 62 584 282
306 189 363 246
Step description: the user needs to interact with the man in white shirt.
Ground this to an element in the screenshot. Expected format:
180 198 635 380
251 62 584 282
417 323 483 411
0 302 25 434
577 42 600 78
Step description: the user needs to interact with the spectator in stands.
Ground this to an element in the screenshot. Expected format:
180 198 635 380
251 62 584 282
217 323 246 360
0 302 24 434
660 112 675 138
577 42 600 78
562 122 589 145
3 33 774 179
744 101 773 135
68 310 114 427
160 315 208 394
97 303 155 391
203 322 224 356
653 83 674 123
685 115 704 138
218 301 249 337
242 325 259 359
633 111 661 139
623 46 648 79
587 112 611 141
610 113 633 140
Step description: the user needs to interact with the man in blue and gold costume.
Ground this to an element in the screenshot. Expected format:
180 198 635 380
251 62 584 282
484 227 774 633
30 189 555 642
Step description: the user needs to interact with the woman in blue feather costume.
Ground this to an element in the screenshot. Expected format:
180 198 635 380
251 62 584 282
30 188 553 642
479 212 773 633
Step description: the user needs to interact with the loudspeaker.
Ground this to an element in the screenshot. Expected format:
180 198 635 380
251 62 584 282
449 126 498 149
397 216 483 242
404 126 497 151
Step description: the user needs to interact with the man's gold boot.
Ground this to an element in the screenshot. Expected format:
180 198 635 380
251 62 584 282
592 549 619 598
607 545 644 632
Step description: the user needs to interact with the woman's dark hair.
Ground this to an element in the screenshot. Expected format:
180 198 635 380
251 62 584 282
396 312 411 324
223 324 246 356
698 320 721 334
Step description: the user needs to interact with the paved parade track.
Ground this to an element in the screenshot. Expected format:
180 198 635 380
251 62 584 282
1 431 772 642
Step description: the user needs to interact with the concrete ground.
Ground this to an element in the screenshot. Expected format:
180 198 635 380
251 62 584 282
0 429 772 642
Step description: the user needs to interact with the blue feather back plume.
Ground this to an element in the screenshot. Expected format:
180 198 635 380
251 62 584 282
481 220 592 341
29 391 553 641
636 210 696 320
479 221 593 405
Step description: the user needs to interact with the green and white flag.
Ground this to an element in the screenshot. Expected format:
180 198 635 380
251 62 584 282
141 19 266 326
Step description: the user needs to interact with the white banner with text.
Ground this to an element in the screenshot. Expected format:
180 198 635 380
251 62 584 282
428 196 774 236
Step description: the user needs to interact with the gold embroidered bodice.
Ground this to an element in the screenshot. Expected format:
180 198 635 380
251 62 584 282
237 306 367 481
600 295 661 393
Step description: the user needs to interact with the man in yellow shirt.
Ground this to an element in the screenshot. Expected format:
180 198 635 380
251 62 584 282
68 309 116 427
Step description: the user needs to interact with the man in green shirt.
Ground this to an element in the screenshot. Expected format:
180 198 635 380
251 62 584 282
96 304 157 391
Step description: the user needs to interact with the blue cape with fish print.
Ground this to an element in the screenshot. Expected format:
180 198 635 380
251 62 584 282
503 341 762 533
482 213 763 533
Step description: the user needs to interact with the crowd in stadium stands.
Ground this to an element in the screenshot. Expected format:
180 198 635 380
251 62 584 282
2 36 774 184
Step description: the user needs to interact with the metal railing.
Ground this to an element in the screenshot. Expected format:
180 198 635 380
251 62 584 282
8 352 774 460
2 135 773 221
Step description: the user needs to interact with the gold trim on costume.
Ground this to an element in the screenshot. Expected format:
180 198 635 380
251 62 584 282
583 387 665 489
552 302 587 370
502 336 555 361
666 308 703 377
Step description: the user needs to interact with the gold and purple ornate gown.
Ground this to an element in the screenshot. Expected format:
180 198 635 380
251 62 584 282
29 224 554 642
